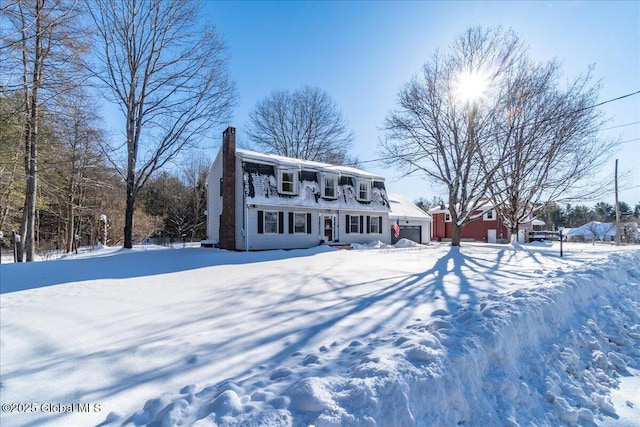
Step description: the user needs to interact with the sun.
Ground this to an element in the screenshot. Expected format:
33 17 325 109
454 68 489 103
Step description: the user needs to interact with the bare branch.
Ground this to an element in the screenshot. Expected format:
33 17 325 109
86 0 237 248
246 85 356 165
381 27 526 246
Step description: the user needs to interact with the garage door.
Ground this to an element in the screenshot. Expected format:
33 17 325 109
392 225 421 244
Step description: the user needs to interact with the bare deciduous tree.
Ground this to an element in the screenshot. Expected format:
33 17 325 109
485 60 614 242
0 91 25 233
381 27 524 246
51 90 106 252
2 0 88 260
87 0 236 248
180 153 210 240
247 85 356 165
585 221 615 243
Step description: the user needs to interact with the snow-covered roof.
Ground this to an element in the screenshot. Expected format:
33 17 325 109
428 203 493 215
567 221 639 238
388 193 432 221
236 148 383 180
240 149 390 212
566 221 616 238
245 173 389 212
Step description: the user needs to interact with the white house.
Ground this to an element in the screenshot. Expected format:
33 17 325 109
388 193 432 244
566 221 639 243
205 127 392 250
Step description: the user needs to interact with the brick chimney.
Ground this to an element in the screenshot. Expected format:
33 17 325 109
219 126 236 250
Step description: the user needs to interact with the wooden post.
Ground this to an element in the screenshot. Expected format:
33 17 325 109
99 214 108 246
615 159 621 246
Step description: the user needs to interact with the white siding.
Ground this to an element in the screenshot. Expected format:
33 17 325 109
207 146 393 250
338 210 391 245
206 151 223 242
244 207 320 250
393 217 432 244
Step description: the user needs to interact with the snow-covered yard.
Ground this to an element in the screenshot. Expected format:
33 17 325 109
1 241 639 426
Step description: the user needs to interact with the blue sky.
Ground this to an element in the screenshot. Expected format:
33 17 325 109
200 0 639 206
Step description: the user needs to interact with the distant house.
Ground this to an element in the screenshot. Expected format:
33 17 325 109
427 203 551 243
566 221 639 243
429 204 509 243
388 193 432 244
205 127 392 250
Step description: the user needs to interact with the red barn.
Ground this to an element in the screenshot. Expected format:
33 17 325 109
429 204 509 243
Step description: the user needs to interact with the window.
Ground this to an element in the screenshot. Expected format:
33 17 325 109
445 213 451 222
349 215 360 233
369 216 381 234
322 175 337 199
483 210 495 221
258 210 284 234
279 169 297 195
294 212 307 233
264 211 278 234
357 180 370 201
289 212 311 234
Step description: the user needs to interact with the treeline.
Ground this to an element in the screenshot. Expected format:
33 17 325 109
415 196 640 230
1 0 233 260
535 201 640 230
0 89 209 251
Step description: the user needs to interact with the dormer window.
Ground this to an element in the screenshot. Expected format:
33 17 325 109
279 169 298 195
357 179 371 201
322 174 337 199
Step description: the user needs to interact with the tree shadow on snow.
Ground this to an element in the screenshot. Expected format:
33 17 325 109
0 246 332 294
2 244 558 426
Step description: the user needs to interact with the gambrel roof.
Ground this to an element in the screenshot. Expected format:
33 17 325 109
236 149 382 179
236 149 389 212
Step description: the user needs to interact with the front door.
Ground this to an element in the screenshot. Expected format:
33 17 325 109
323 215 334 242
487 229 497 243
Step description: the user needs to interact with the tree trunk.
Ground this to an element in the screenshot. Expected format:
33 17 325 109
510 227 519 244
123 178 136 249
21 0 44 262
24 86 39 262
65 200 74 253
24 130 37 261
451 223 462 247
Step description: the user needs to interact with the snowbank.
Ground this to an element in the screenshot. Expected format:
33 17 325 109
350 238 423 250
123 251 640 426
1 243 638 427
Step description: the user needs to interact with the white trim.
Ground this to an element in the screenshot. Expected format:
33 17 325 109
321 173 338 199
245 203 249 252
293 211 307 234
349 215 361 233
356 179 371 202
278 168 298 195
321 214 337 242
483 210 495 221
369 215 381 234
264 210 279 234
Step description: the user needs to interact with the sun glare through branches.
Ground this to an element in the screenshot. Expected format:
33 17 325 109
454 68 490 103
